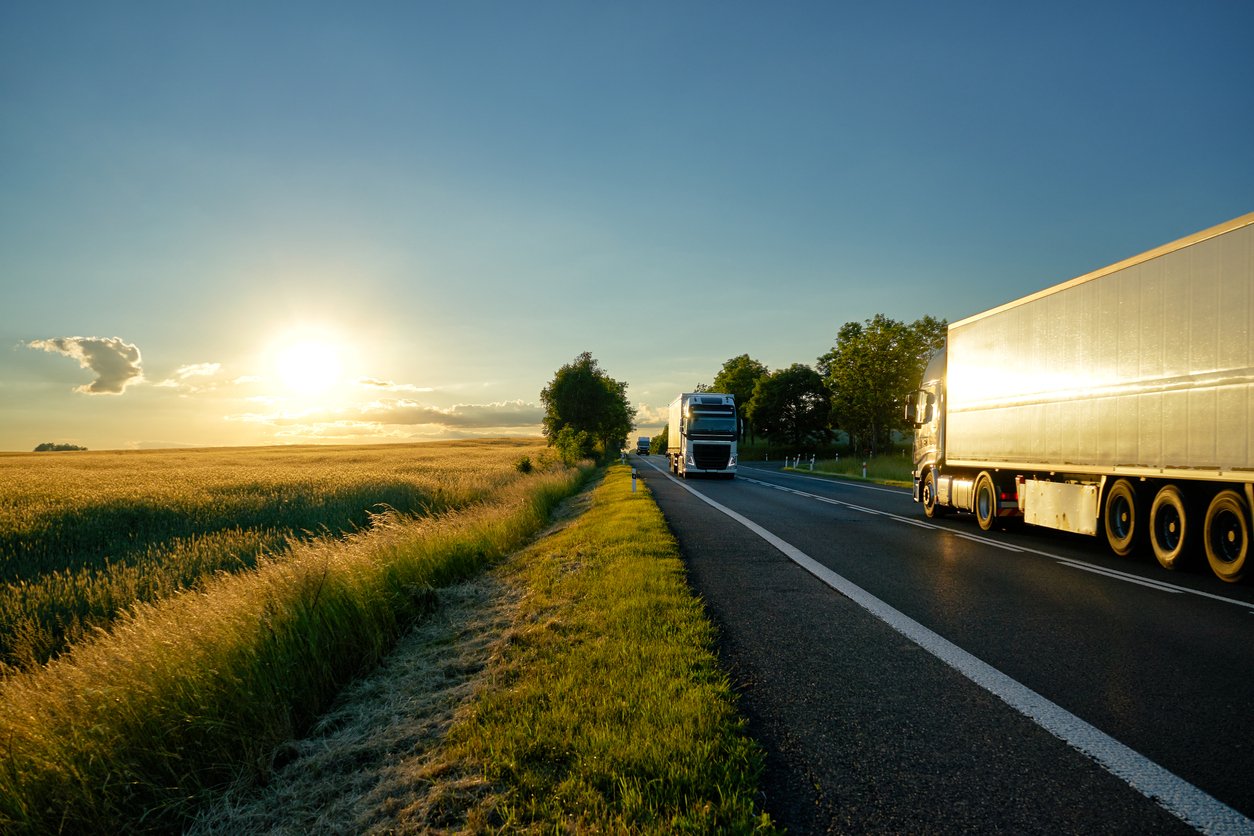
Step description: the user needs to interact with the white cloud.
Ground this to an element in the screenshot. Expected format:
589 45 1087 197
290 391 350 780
172 362 221 379
27 336 143 394
634 402 668 426
154 362 224 392
231 398 545 440
356 399 544 428
357 377 435 394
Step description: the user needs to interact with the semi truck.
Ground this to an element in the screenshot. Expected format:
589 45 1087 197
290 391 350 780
906 212 1254 583
667 392 738 478
636 436 651 455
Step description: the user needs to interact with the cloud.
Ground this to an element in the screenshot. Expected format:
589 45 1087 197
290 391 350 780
357 378 435 394
154 362 224 392
172 362 221 379
27 336 143 394
356 399 544 428
634 402 668 426
231 398 546 440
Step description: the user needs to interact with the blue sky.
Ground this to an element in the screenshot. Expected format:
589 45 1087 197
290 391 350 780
2 2 1251 450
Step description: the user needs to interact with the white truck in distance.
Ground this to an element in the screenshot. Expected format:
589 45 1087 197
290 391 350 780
906 212 1254 583
668 393 738 478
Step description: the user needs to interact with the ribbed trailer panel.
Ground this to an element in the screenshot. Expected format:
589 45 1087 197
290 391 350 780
945 215 1254 479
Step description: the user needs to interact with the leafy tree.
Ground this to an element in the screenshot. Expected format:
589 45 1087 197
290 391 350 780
34 442 87 452
540 352 636 460
746 364 831 447
711 354 769 442
650 425 668 454
817 314 946 456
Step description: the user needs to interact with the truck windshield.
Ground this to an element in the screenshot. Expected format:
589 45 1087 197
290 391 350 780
688 413 737 435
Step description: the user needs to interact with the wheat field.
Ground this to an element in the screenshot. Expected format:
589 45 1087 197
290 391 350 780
0 439 550 670
0 438 589 833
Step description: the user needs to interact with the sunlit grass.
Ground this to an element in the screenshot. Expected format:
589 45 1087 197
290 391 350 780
433 464 775 832
0 444 591 834
0 440 547 669
797 452 914 486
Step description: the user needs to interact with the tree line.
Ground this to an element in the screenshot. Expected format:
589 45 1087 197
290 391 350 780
538 313 944 463
694 313 944 456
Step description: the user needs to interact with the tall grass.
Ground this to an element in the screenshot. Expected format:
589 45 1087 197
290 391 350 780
0 440 548 669
0 452 590 834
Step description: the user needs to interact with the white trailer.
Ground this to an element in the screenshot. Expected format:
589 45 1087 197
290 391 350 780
667 393 738 478
906 212 1254 582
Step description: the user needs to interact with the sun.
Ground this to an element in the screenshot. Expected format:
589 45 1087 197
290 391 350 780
272 335 345 395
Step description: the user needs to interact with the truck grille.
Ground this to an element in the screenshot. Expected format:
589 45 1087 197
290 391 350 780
692 443 731 470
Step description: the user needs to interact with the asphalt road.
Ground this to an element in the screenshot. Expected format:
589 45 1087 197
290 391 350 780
633 455 1254 835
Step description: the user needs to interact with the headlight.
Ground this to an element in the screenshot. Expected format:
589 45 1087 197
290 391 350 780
728 453 737 466
685 452 694 465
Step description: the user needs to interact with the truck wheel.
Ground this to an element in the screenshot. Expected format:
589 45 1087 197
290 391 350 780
1204 490 1249 583
1150 485 1192 570
1103 479 1139 557
922 469 948 518
974 472 997 531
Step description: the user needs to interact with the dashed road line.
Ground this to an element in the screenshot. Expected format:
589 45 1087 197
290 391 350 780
736 473 1254 612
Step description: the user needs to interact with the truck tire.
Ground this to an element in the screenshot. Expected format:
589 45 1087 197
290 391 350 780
1150 485 1192 570
1103 479 1140 557
974 472 997 531
1203 490 1249 583
922 469 948 518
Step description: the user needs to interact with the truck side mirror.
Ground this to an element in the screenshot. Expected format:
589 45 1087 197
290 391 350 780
905 390 934 426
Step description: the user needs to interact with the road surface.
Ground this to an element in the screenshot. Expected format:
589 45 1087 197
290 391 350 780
634 455 1254 834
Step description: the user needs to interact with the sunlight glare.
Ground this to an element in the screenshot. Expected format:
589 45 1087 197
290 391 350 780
273 336 344 395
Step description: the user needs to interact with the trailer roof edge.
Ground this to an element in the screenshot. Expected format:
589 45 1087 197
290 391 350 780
951 211 1254 330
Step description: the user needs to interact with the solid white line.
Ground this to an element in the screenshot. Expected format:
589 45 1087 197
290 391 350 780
645 461 1254 835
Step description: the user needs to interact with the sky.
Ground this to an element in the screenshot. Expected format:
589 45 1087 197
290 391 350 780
2 1 1252 451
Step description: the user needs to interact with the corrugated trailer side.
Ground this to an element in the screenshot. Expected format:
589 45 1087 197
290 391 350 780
908 212 1254 582
945 213 1254 481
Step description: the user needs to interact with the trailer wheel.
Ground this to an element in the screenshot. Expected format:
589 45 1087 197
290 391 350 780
1204 490 1249 583
974 472 997 531
1103 479 1139 557
1150 485 1192 570
922 469 948 518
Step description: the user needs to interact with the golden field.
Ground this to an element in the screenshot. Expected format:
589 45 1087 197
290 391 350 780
0 439 549 670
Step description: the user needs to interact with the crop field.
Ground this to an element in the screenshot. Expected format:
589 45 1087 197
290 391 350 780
0 438 590 833
0 439 552 670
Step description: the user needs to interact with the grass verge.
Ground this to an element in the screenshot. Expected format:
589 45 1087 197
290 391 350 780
423 464 775 832
788 452 914 487
0 464 590 835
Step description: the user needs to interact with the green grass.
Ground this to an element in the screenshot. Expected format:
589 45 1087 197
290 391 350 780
0 458 592 835
433 464 775 832
791 452 915 486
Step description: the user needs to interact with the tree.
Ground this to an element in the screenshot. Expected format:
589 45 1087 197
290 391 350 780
711 354 769 442
817 314 947 456
650 425 668 454
746 364 831 447
540 352 636 460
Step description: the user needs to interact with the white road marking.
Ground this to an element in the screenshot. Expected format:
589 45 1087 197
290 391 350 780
642 459 1254 835
1057 560 1186 594
741 464 908 495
